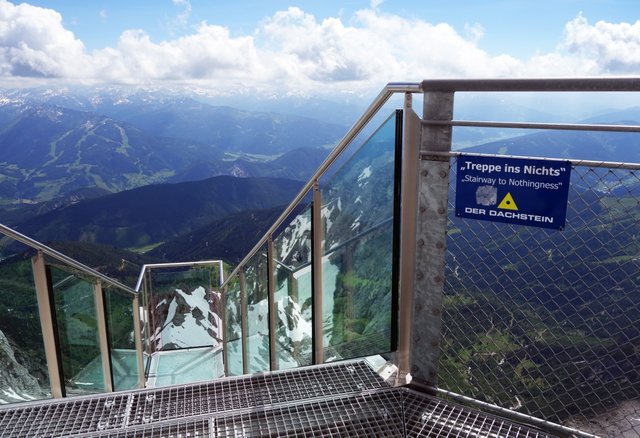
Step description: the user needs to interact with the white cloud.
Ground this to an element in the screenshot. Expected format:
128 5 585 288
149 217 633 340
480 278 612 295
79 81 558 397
0 0 90 78
92 24 263 83
561 14 640 74
0 1 637 94
254 7 522 93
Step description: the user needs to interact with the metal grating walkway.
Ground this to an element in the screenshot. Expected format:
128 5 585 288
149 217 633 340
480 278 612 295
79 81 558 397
0 360 555 437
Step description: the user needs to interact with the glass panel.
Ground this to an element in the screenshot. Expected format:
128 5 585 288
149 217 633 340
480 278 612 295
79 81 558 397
273 203 313 369
211 261 224 288
321 112 398 361
148 266 219 351
0 240 51 403
147 347 224 387
140 274 154 361
105 286 139 391
224 275 243 376
244 246 270 373
50 265 105 395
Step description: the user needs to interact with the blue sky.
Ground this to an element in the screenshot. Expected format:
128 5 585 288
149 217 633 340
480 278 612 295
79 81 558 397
1 0 639 95
32 0 635 57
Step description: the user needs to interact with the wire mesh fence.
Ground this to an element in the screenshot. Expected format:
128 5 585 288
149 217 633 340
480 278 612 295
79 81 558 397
440 155 640 436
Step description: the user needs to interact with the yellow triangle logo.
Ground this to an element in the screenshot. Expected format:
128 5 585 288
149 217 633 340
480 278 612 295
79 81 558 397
498 192 518 210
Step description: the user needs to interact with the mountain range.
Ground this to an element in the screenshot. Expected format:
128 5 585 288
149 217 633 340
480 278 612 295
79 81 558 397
149 205 287 263
0 87 344 206
13 175 303 250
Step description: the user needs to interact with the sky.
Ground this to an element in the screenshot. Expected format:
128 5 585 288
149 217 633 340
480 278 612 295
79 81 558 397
1 0 639 97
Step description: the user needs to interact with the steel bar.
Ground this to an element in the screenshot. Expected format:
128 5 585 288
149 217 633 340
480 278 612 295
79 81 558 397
32 250 64 399
312 180 324 364
1 223 137 295
239 269 248 375
222 287 229 377
397 94 421 381
94 280 113 393
421 77 640 92
423 118 640 133
267 237 277 370
132 294 145 389
134 260 223 292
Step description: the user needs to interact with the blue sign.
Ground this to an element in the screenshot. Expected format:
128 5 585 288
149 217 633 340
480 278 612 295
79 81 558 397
455 155 571 230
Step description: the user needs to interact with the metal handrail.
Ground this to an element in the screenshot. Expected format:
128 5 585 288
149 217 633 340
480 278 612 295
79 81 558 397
421 76 640 92
423 119 640 133
134 260 225 292
220 82 422 288
0 223 137 295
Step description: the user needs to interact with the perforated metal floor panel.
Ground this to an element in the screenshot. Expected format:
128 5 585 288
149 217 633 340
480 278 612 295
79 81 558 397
0 360 555 437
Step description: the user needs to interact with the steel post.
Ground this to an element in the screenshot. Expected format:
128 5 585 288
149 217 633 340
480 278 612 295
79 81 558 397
94 280 113 392
239 269 249 374
410 91 454 385
267 237 277 370
32 251 64 398
312 180 324 364
396 93 422 383
132 293 145 388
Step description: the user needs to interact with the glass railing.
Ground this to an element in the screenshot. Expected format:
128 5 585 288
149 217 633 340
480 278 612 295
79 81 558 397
221 110 403 374
0 238 51 404
104 284 140 391
223 274 243 376
273 202 313 370
135 261 225 386
0 224 143 402
50 265 106 395
321 112 399 361
244 245 270 373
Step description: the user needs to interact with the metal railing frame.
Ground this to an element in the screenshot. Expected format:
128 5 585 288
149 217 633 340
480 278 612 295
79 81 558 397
219 77 640 436
0 225 140 397
220 83 421 372
409 77 640 438
134 260 225 293
134 260 225 384
0 223 137 295
31 250 64 399
0 228 226 396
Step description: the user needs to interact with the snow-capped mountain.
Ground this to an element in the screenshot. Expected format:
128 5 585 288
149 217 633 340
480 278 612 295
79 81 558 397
151 286 222 351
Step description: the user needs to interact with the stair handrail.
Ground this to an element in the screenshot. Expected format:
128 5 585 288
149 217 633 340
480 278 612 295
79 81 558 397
220 82 422 289
0 222 138 295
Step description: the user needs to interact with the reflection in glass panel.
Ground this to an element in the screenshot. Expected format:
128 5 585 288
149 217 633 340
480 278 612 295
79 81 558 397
105 286 139 391
244 246 270 373
50 266 105 395
147 347 224 387
224 275 243 376
0 241 51 403
273 204 313 369
148 266 221 352
321 112 398 361
210 262 223 289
